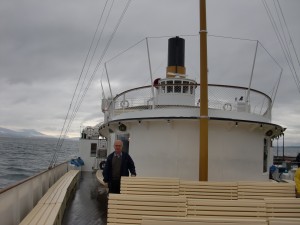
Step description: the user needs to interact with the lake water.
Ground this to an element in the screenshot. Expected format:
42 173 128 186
272 145 300 157
0 137 299 189
0 137 79 189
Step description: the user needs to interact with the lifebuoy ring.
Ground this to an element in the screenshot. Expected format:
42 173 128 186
120 100 129 108
223 103 232 111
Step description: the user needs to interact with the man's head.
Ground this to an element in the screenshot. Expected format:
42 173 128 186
114 140 123 154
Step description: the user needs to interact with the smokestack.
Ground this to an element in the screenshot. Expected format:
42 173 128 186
166 36 186 78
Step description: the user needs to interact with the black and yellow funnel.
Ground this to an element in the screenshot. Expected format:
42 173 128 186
166 36 186 78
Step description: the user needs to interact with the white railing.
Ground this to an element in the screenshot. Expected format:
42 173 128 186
105 84 272 120
0 162 69 225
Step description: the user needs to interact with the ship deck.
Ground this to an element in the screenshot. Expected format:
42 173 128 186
62 171 108 225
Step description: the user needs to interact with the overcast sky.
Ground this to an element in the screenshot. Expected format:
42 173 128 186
0 0 300 145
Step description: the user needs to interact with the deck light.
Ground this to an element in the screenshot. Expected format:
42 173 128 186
119 123 127 132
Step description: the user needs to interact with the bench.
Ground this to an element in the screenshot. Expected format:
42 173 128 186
107 194 187 225
268 218 300 225
38 170 79 204
141 216 268 225
237 182 295 200
187 199 267 218
265 197 300 219
180 180 238 200
120 177 180 196
20 170 80 225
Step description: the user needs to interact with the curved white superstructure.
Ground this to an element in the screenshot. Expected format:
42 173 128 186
98 78 283 181
95 36 284 181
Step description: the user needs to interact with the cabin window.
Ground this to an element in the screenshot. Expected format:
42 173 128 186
161 81 165 93
190 85 194 94
174 80 181 93
90 143 97 157
167 81 173 93
183 81 189 93
263 138 268 173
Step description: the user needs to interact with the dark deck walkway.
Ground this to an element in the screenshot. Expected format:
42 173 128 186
62 171 108 225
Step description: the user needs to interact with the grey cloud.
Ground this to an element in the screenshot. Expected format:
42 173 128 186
0 0 299 143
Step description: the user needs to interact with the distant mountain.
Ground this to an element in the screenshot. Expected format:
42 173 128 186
0 127 80 140
0 127 48 138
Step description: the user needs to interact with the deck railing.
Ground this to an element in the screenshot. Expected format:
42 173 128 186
104 84 272 120
0 162 69 225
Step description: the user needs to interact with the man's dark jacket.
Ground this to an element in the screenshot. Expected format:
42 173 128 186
103 151 136 183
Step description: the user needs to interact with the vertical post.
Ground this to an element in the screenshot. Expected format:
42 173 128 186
276 138 278 157
246 40 258 104
199 0 208 181
282 133 285 161
146 38 155 109
105 63 113 99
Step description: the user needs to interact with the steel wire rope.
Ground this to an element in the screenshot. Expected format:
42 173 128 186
273 0 300 88
105 38 145 64
67 0 132 120
50 0 132 167
276 0 300 88
71 0 115 118
52 0 116 164
103 33 282 106
70 0 132 121
49 0 111 168
273 0 295 68
72 0 132 109
51 2 120 166
102 38 146 97
263 0 297 87
49 0 115 168
262 0 300 92
206 36 282 105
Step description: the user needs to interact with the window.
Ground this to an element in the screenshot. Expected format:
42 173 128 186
90 143 97 157
174 80 182 93
190 85 194 94
161 81 165 93
167 81 173 93
183 81 189 93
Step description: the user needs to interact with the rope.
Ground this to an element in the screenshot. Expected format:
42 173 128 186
49 0 132 168
262 0 300 92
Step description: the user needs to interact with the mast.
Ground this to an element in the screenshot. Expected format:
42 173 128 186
199 0 208 181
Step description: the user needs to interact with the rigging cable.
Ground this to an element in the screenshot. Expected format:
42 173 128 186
273 0 300 88
275 0 300 88
49 0 132 168
262 0 300 92
71 0 115 117
102 34 282 102
67 0 133 128
48 0 111 168
277 1 300 71
52 0 116 162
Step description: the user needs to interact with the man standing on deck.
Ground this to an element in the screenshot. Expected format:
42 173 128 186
103 139 136 193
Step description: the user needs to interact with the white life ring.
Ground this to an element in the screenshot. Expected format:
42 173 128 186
120 100 129 108
223 103 232 111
